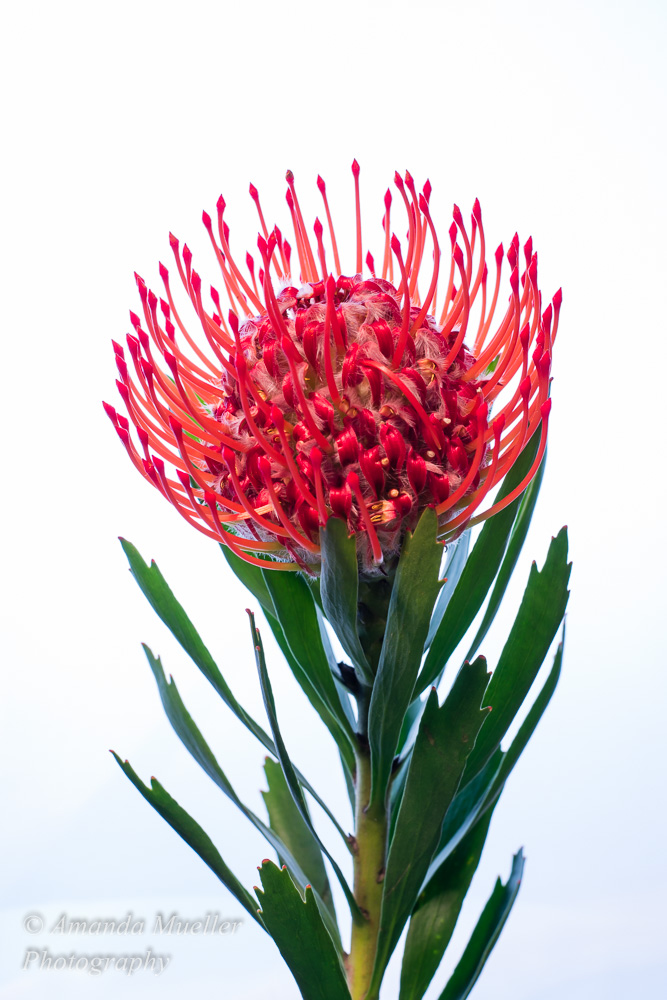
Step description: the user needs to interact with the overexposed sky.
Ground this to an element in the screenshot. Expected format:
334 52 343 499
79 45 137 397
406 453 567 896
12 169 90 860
1 1 666 997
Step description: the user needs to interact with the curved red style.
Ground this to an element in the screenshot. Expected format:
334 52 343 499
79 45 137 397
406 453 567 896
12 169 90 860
105 165 560 572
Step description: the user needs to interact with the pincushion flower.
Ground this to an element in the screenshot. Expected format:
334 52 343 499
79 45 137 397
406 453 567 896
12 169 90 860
105 164 560 573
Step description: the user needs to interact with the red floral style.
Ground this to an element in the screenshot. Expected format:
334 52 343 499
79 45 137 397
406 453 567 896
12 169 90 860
105 164 560 573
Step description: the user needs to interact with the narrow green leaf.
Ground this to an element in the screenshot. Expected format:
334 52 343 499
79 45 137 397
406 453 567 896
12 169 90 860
222 539 356 778
368 509 444 809
219 544 274 615
262 758 333 911
396 694 427 755
304 574 324 612
425 533 470 649
427 638 563 890
465 451 546 661
369 658 491 993
250 613 361 922
419 428 542 693
256 861 351 1000
436 851 525 1000
390 695 429 845
263 606 357 782
262 570 357 754
473 638 564 820
319 518 373 685
141 645 339 938
122 540 345 843
120 540 273 751
464 528 570 780
111 753 261 925
428 753 504 878
399 807 495 1000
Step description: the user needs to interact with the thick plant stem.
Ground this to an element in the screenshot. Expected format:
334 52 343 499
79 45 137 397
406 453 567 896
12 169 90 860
348 746 387 1000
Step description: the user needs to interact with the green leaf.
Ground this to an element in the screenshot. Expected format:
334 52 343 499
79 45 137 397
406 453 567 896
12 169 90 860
369 658 491 993
463 528 570 780
120 540 273 752
261 570 357 761
255 861 351 1000
428 753 504 877
219 544 274 615
122 540 344 843
222 541 356 780
319 518 373 685
262 758 333 911
427 638 563 889
223 544 350 736
399 807 495 1000
249 612 361 922
263 606 357 789
396 692 427 759
368 509 444 809
111 753 261 925
141 645 339 937
436 850 525 1000
419 428 542 693
465 451 546 661
425 533 470 649
465 638 564 828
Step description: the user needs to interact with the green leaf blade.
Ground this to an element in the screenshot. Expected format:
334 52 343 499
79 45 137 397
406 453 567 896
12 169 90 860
112 754 262 926
261 569 356 759
250 612 360 922
141 645 337 927
370 658 491 993
465 451 546 661
122 540 346 842
399 807 495 1000
420 428 543 693
464 528 570 780
319 518 373 685
256 861 351 1000
120 540 274 754
262 757 333 913
437 851 525 1000
219 543 275 615
368 509 444 809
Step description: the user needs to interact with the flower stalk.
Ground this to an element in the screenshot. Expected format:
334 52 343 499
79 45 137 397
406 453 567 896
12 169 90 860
349 744 387 1000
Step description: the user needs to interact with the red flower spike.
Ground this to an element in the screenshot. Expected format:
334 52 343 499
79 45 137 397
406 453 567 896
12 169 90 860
103 401 118 425
407 450 428 495
108 168 559 571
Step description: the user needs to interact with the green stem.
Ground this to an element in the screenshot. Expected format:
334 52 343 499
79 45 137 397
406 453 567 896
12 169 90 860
348 746 387 1000
345 569 396 997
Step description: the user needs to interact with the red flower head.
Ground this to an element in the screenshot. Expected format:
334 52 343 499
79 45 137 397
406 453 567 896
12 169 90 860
105 165 560 574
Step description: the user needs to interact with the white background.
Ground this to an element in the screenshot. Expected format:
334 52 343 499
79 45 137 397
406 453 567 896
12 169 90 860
1 1 666 997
